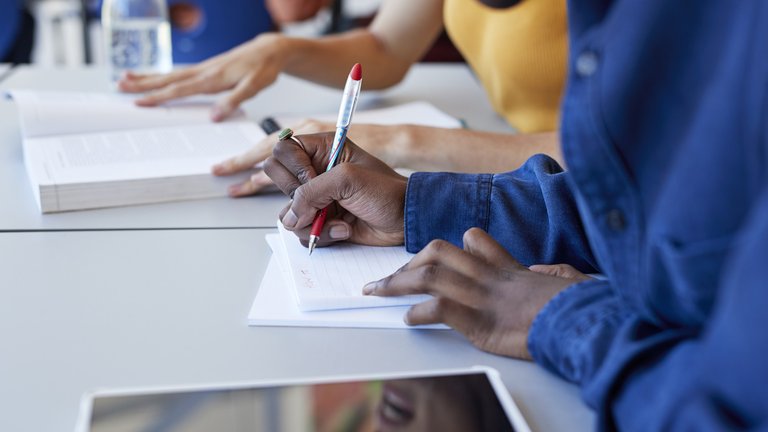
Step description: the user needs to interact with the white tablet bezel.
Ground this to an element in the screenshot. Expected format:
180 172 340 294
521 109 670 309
75 365 530 432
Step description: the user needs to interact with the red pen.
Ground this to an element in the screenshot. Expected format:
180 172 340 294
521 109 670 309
308 63 363 255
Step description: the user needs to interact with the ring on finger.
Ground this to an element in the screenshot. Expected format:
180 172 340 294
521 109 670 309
278 128 306 151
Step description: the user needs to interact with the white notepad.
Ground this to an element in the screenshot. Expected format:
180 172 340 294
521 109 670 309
276 223 431 311
247 235 448 329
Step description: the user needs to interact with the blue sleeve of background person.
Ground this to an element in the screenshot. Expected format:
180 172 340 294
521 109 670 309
403 154 598 273
528 188 768 431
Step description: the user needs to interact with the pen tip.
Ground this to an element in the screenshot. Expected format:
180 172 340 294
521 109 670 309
350 63 362 81
308 238 317 255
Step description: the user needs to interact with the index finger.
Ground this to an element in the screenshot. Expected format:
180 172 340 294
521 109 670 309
118 68 198 93
263 135 324 199
212 132 276 176
369 239 493 291
364 241 493 304
133 75 217 106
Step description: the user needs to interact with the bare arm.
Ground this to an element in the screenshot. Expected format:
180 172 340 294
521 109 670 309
217 121 562 197
119 0 445 118
281 0 445 89
383 126 563 172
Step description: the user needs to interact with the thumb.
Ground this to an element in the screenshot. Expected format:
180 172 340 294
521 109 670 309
462 227 525 270
529 264 591 281
300 219 353 249
212 134 275 176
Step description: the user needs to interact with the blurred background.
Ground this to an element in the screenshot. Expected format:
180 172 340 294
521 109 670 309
1 0 390 67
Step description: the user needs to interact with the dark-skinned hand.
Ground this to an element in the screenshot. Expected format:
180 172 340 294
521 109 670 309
264 132 407 247
363 228 592 359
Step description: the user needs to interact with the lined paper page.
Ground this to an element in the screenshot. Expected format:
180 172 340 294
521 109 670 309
248 235 448 329
277 223 431 311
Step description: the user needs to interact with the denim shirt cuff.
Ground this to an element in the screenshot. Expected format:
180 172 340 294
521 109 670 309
528 278 628 385
404 172 494 253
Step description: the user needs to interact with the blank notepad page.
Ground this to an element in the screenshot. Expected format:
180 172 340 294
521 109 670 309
277 223 431 311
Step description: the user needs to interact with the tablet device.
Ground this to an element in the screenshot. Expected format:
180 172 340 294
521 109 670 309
75 366 530 432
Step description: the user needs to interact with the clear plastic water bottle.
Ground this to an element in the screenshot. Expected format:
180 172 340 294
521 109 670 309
102 0 172 82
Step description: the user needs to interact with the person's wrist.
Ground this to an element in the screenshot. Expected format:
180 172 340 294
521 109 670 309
248 32 294 70
385 125 417 168
273 35 313 72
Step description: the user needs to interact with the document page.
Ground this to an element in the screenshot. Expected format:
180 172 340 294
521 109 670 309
275 101 462 130
276 223 431 311
9 90 245 138
24 121 264 185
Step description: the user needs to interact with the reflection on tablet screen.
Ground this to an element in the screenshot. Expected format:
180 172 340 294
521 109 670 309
88 373 515 431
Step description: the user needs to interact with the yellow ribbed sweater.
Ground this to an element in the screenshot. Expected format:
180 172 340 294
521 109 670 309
443 0 568 132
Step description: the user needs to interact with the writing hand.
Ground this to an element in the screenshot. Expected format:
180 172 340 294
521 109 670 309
264 132 407 247
364 228 587 359
118 34 285 121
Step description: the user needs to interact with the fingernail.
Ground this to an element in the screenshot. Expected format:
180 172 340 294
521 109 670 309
211 106 225 122
363 280 380 295
329 225 349 240
282 210 298 228
403 312 412 325
251 172 270 185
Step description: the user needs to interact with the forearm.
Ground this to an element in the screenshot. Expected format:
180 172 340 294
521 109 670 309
392 126 562 172
274 0 444 90
276 30 412 89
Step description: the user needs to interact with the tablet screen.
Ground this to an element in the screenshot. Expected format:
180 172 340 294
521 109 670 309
85 372 517 431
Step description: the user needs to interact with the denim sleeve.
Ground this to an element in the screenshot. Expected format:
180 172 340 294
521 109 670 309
529 190 768 431
404 154 598 273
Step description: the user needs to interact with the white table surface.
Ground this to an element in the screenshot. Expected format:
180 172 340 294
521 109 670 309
0 64 511 231
0 64 12 82
0 229 594 432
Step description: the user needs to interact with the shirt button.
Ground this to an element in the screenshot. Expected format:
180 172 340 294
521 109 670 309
606 208 626 231
576 51 599 77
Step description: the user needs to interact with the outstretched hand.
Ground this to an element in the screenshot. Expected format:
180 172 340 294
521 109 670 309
118 34 285 121
364 228 591 359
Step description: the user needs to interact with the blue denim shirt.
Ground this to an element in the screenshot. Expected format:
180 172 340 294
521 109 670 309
404 1 768 430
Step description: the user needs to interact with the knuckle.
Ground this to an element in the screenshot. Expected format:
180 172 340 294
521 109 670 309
433 297 450 320
165 82 181 94
334 163 356 178
207 68 225 81
418 264 439 283
463 227 484 242
425 239 450 256
291 184 305 202
262 156 278 176
272 140 293 159
295 168 313 185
